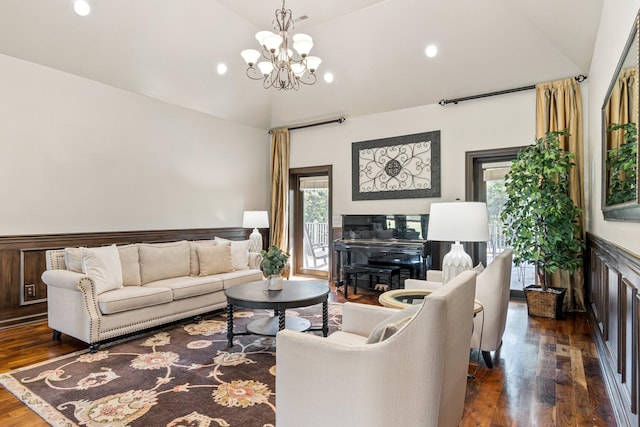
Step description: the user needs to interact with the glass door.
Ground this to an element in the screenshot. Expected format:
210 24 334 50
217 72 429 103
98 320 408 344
290 166 332 278
467 148 526 299
301 176 329 272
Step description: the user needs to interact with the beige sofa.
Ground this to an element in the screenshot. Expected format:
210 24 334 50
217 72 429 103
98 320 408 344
41 238 264 350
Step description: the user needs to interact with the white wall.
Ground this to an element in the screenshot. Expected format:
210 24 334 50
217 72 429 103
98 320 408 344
587 0 640 256
290 90 535 221
0 54 270 235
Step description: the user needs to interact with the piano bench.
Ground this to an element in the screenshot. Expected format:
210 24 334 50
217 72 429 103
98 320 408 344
342 264 402 298
368 256 423 279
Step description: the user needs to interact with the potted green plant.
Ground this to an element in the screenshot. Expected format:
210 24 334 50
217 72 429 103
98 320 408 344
260 246 290 290
606 122 637 205
500 130 584 319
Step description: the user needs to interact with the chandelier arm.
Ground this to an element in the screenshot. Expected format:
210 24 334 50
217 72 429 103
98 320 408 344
297 73 317 86
246 67 266 81
261 48 274 62
263 76 272 90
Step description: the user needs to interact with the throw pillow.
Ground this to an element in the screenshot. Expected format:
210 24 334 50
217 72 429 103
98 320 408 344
138 241 191 284
189 240 216 276
197 243 233 275
214 237 250 270
366 304 421 344
64 247 84 272
473 262 485 274
118 244 142 286
80 244 124 294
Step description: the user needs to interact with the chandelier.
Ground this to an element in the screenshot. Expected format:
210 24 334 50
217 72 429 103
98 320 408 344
240 0 321 90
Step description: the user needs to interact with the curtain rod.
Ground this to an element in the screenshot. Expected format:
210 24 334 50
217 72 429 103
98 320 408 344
438 74 588 106
269 116 346 134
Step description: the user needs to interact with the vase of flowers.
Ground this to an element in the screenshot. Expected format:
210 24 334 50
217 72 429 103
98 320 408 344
260 246 290 291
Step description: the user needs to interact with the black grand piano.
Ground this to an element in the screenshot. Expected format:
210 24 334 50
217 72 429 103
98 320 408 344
334 214 432 297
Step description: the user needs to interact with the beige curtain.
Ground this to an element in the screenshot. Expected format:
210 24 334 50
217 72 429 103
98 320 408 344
270 128 290 252
535 77 585 312
604 68 638 199
605 68 638 150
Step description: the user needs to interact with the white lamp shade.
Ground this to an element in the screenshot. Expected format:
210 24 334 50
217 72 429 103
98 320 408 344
264 34 283 52
427 202 489 242
255 31 275 46
291 63 306 76
293 39 313 57
241 49 261 65
293 33 312 43
257 61 274 75
305 56 321 72
242 211 269 229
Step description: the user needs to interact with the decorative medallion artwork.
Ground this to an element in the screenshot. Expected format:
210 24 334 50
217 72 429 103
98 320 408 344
352 131 441 200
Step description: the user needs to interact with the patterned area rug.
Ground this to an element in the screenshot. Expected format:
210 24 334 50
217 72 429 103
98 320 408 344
0 303 343 427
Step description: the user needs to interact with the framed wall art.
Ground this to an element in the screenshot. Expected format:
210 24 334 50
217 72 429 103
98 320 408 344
352 130 441 200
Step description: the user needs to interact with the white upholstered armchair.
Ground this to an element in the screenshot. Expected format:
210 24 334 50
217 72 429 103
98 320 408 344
275 270 477 427
405 249 513 368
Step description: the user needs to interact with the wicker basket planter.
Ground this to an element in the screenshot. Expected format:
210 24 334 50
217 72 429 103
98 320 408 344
524 285 567 319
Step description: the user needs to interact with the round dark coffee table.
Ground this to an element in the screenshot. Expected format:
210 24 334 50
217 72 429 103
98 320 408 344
224 280 330 347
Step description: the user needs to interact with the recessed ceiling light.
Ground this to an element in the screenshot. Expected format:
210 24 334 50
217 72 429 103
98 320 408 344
425 45 438 58
323 72 334 84
217 63 228 75
73 0 91 16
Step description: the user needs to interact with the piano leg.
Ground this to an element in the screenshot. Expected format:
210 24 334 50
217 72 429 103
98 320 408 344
335 249 345 296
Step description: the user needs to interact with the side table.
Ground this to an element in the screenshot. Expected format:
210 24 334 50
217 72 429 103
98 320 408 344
379 288 483 314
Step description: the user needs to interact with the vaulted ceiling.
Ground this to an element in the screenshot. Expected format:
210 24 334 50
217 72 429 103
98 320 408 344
0 0 603 129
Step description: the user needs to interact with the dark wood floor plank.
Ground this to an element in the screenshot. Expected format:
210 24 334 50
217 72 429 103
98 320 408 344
0 283 617 426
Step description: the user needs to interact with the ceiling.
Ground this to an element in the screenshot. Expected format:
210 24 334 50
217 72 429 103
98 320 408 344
0 0 604 129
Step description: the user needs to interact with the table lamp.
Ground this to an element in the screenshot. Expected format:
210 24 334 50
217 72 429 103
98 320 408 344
427 202 489 282
242 211 269 253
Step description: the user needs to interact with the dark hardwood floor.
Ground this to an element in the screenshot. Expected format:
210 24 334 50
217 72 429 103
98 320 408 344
0 283 616 426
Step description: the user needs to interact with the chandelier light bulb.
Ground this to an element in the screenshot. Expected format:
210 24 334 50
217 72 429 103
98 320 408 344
217 63 228 75
324 72 334 83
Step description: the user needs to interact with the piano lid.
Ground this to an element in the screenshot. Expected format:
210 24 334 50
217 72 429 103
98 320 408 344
341 214 429 241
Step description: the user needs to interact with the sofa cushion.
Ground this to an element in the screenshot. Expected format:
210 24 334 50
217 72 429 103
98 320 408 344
197 243 233 275
366 304 420 344
64 247 84 272
144 275 224 300
118 244 142 286
327 331 369 345
215 269 265 289
215 237 251 270
80 245 124 294
97 286 173 314
138 241 191 284
189 240 216 276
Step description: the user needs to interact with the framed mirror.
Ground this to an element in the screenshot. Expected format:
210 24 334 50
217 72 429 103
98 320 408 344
602 12 640 221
